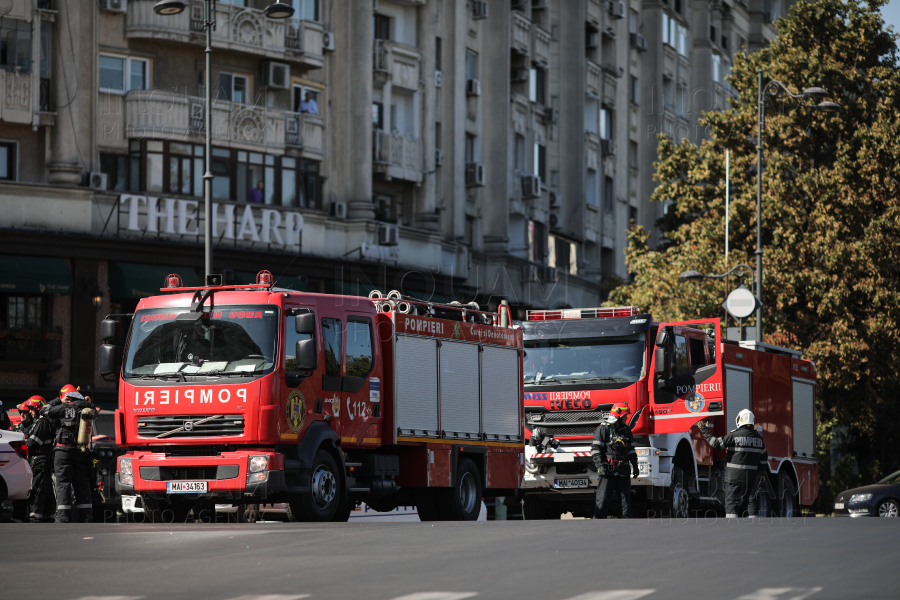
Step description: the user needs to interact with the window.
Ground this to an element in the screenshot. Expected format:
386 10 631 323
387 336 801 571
0 19 32 72
291 0 319 21
584 98 598 133
321 318 343 377
374 14 391 40
722 35 729 52
600 108 612 140
529 65 546 105
629 206 638 227
237 151 275 204
629 76 639 104
514 134 525 172
466 49 479 80
689 336 706 368
586 168 598 207
712 53 721 83
603 176 614 213
673 334 690 376
677 24 687 56
372 102 384 129
0 142 16 181
167 142 204 197
549 235 577 275
528 220 545 263
100 153 127 191
281 156 297 206
293 85 320 115
284 309 313 375
464 216 475 245
662 14 670 46
629 9 639 35
299 159 320 209
533 143 545 181
465 134 477 164
218 73 248 103
435 36 442 71
628 141 638 170
146 140 164 193
345 319 374 378
677 83 687 116
710 25 716 43
212 147 232 200
374 194 396 223
5 295 42 330
99 54 148 93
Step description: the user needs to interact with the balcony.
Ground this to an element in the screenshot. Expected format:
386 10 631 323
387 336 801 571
587 0 604 28
511 11 532 56
373 129 422 183
533 26 551 66
126 1 324 69
586 60 602 98
602 72 617 107
373 40 422 91
123 90 324 158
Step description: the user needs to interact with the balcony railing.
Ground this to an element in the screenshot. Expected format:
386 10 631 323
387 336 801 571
586 60 602 98
373 129 422 183
373 40 422 91
127 1 324 68
0 328 63 367
39 77 51 112
512 11 532 56
533 26 551 66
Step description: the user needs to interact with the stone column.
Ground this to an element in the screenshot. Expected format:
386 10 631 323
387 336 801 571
414 0 439 232
47 0 84 185
346 0 375 220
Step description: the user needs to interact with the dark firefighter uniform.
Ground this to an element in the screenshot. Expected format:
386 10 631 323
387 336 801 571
698 409 769 517
44 392 95 523
24 402 56 522
591 403 639 519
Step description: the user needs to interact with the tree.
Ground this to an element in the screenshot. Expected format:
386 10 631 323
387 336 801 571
609 0 900 503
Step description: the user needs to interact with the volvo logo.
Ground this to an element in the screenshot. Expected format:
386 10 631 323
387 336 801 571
183 421 194 432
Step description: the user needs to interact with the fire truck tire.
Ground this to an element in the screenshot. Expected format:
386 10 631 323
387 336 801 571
777 471 799 518
286 450 341 522
522 495 560 520
668 466 690 518
437 458 482 521
330 497 352 522
414 489 442 521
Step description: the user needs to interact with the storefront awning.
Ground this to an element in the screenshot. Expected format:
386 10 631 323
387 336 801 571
109 263 201 299
0 255 72 295
235 271 307 292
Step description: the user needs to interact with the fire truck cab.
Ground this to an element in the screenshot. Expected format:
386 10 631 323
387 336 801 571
102 271 524 522
519 307 818 519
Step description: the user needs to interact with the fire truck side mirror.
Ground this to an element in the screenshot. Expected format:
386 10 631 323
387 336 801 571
295 312 316 335
295 338 317 371
100 319 120 342
654 328 670 347
654 347 667 376
99 344 119 378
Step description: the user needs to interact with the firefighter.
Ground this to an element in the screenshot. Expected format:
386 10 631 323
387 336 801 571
591 403 639 519
0 400 10 430
19 398 56 522
44 389 96 523
697 409 769 518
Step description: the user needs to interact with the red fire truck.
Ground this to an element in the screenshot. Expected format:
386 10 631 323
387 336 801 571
519 307 818 518
100 271 524 522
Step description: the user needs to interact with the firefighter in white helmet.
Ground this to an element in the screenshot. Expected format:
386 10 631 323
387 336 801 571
697 409 769 518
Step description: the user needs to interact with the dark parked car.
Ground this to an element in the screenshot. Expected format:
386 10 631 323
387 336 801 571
833 469 900 517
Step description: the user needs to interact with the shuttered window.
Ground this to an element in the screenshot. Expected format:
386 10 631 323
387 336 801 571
482 347 520 439
792 381 815 457
725 368 751 429
395 335 438 435
440 341 480 437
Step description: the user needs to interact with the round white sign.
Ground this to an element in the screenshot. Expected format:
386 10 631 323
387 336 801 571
724 286 757 319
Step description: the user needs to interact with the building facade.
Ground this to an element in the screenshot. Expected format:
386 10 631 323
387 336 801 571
0 0 781 403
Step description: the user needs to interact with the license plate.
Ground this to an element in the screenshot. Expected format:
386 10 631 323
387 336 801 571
554 478 589 489
834 502 844 510
167 481 208 494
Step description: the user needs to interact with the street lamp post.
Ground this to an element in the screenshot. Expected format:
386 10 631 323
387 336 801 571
153 0 295 278
755 71 840 343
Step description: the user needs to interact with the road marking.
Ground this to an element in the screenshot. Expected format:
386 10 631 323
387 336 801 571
562 592 656 600
388 594 478 600
68 597 146 600
219 596 311 600
733 589 823 600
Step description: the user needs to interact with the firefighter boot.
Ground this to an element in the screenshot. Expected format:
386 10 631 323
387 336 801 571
56 508 72 523
78 508 94 523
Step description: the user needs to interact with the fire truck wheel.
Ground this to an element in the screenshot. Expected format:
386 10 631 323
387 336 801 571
330 497 352 522
415 489 442 521
777 471 799 518
286 450 341 522
668 466 690 519
438 458 482 521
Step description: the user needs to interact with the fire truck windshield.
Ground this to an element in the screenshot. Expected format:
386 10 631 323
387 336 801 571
123 306 279 380
523 333 646 385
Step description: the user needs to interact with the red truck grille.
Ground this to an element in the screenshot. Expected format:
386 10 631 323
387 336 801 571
137 415 245 439
526 406 611 438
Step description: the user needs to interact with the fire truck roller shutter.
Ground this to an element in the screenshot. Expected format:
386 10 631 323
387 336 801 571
725 367 751 429
482 346 521 439
791 379 815 458
440 341 481 438
395 335 439 436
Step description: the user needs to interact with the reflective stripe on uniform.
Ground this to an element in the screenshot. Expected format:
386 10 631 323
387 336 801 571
726 463 758 470
76 503 93 509
58 504 72 509
726 513 738 518
29 512 45 518
732 447 765 453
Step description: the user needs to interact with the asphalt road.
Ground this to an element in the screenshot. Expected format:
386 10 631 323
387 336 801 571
2 517 896 600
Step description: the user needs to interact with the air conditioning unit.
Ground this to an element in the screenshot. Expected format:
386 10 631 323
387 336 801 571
609 0 626 19
101 0 127 12
586 31 600 49
331 202 347 219
522 174 541 199
465 162 485 187
511 68 529 83
472 0 489 19
322 31 335 52
549 214 560 229
511 0 528 10
88 172 108 190
630 33 647 51
466 78 481 96
601 139 617 156
263 62 290 90
549 191 561 207
543 106 558 123
378 224 399 246
435 149 444 167
435 70 443 87
763 10 774 22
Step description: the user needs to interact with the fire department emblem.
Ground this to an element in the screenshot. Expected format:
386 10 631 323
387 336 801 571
685 392 705 413
452 322 462 339
286 390 306 433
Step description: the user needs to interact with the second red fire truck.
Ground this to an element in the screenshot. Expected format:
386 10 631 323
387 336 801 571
101 271 524 522
519 307 818 518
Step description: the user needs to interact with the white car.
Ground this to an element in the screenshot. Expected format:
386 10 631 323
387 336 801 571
0 428 32 501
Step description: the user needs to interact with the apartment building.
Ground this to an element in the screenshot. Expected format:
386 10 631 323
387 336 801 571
0 0 780 402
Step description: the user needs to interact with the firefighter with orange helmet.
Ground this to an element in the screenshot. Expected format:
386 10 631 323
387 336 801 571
591 402 639 519
18 397 56 522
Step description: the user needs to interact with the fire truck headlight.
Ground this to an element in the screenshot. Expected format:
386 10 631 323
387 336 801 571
636 448 650 456
119 457 133 485
247 471 269 484
249 455 269 473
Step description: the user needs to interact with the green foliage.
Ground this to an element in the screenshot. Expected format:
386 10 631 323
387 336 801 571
610 0 900 480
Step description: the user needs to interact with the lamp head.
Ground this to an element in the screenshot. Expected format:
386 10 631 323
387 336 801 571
153 0 186 15
801 87 829 100
263 2 295 19
815 101 842 113
678 270 707 281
